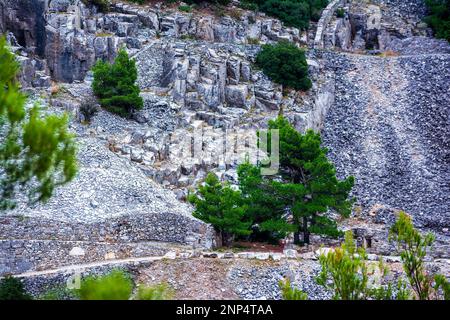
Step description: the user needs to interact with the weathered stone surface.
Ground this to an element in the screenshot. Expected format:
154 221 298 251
225 84 249 108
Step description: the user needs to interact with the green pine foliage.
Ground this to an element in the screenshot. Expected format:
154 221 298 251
238 162 291 241
316 231 396 300
188 172 252 246
316 231 370 300
77 269 133 300
255 42 312 91
268 116 355 244
0 276 32 300
424 0 450 41
92 48 143 118
390 211 449 300
0 36 77 210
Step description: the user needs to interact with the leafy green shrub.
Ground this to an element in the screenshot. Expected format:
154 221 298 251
77 270 133 300
255 41 312 91
424 0 450 41
239 0 259 11
390 211 449 300
188 172 252 246
279 279 308 300
247 37 260 45
0 276 32 300
0 36 77 210
92 48 143 118
135 283 175 300
182 0 231 6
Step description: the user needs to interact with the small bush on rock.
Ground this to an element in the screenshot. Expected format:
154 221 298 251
255 41 312 91
92 48 143 118
336 7 345 18
178 5 192 12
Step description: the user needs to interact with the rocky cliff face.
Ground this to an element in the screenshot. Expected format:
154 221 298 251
0 0 449 294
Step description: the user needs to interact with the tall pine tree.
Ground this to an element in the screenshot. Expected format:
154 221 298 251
267 116 355 244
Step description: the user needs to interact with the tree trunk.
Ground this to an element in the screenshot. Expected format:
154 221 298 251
293 231 301 245
303 216 310 245
221 231 234 247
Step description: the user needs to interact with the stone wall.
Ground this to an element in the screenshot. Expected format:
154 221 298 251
0 239 172 275
314 0 345 48
0 212 214 275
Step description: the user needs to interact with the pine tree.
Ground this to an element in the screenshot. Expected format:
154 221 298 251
92 48 143 118
255 41 312 91
268 116 355 244
188 172 252 246
0 36 77 210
